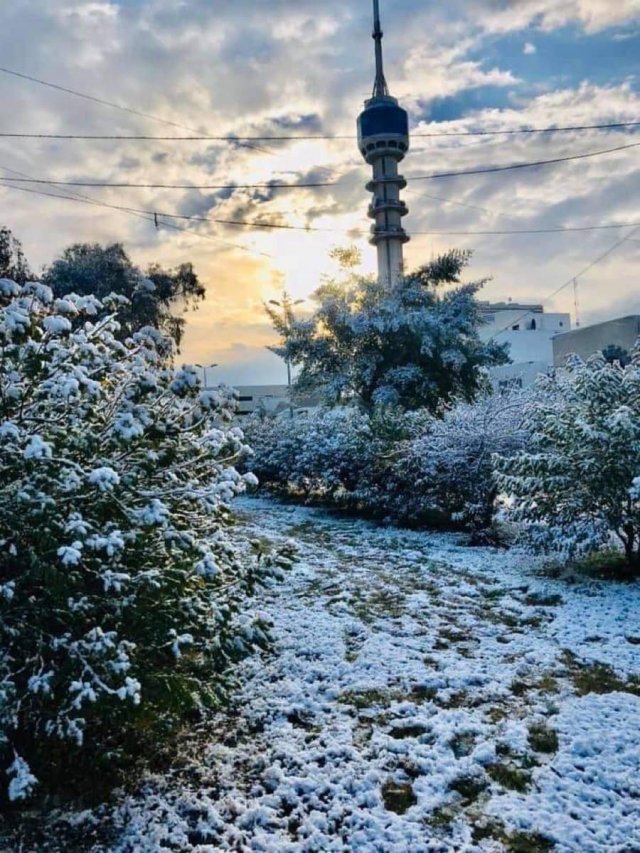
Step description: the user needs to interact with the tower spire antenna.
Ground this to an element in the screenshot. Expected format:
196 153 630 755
372 0 389 98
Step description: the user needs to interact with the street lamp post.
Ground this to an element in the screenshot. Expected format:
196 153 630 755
268 295 304 419
195 363 219 388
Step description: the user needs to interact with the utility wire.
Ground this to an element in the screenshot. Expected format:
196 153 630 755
410 141 640 181
0 164 275 259
2 66 638 141
490 225 640 340
0 122 638 140
414 122 640 139
0 66 272 156
0 176 337 190
1 174 637 238
406 187 543 221
1 140 636 191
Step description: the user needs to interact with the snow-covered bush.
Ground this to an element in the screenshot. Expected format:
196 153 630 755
246 392 527 530
495 350 640 570
0 279 289 800
246 407 379 505
384 392 528 529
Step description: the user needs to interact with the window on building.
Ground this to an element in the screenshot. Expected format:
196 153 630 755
529 319 537 330
238 396 253 402
512 324 520 331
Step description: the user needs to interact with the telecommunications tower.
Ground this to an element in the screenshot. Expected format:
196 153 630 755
357 0 410 289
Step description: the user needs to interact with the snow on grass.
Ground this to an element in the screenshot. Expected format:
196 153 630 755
16 497 640 851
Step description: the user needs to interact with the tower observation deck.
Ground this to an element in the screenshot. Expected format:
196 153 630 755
357 0 410 289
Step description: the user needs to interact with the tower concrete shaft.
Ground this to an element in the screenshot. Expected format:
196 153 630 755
357 0 410 289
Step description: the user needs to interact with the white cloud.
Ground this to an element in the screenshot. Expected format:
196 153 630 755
523 41 537 55
461 0 640 35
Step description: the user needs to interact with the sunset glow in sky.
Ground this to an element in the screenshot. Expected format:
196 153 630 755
1 0 639 383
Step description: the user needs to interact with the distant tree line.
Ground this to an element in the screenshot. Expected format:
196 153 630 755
0 226 205 349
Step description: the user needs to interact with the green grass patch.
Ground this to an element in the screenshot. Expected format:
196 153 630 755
524 592 563 607
381 780 417 814
450 732 476 758
487 762 531 792
428 806 456 829
472 819 555 852
562 652 640 697
508 831 555 852
337 688 395 709
388 722 431 740
528 723 559 754
448 774 487 802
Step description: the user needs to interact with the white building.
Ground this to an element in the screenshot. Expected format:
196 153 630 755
233 385 290 417
478 301 571 388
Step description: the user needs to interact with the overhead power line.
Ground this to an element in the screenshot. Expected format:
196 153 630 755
2 66 638 142
0 140 637 192
1 175 637 238
490 224 640 340
415 122 640 139
410 141 640 181
0 175 337 190
0 121 639 141
0 65 272 156
0 164 275 259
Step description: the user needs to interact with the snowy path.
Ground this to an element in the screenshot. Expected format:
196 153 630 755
81 499 640 850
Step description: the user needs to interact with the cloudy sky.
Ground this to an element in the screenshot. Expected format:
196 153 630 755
1 0 639 384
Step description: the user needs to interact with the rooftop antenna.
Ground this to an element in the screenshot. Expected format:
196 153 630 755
573 277 581 327
372 0 389 99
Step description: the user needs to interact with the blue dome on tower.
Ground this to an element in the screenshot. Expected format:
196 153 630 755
357 95 410 164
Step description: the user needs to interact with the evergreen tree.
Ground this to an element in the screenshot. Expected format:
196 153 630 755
43 243 205 349
0 226 33 285
602 343 631 367
495 349 640 571
268 250 508 412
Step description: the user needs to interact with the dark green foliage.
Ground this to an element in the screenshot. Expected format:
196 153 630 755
0 226 33 284
602 344 631 367
43 243 205 348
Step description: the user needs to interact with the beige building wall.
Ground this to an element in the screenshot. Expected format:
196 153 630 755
553 316 640 367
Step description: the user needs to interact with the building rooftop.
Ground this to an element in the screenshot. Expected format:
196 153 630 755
478 301 544 313
553 314 640 339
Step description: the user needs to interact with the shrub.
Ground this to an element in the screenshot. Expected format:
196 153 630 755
246 407 379 505
495 351 640 571
385 392 527 529
246 391 526 530
0 279 288 801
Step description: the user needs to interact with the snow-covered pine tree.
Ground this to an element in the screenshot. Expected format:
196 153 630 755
268 250 508 412
0 279 290 801
494 349 640 571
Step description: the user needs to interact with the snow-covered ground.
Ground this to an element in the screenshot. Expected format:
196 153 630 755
22 498 640 851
